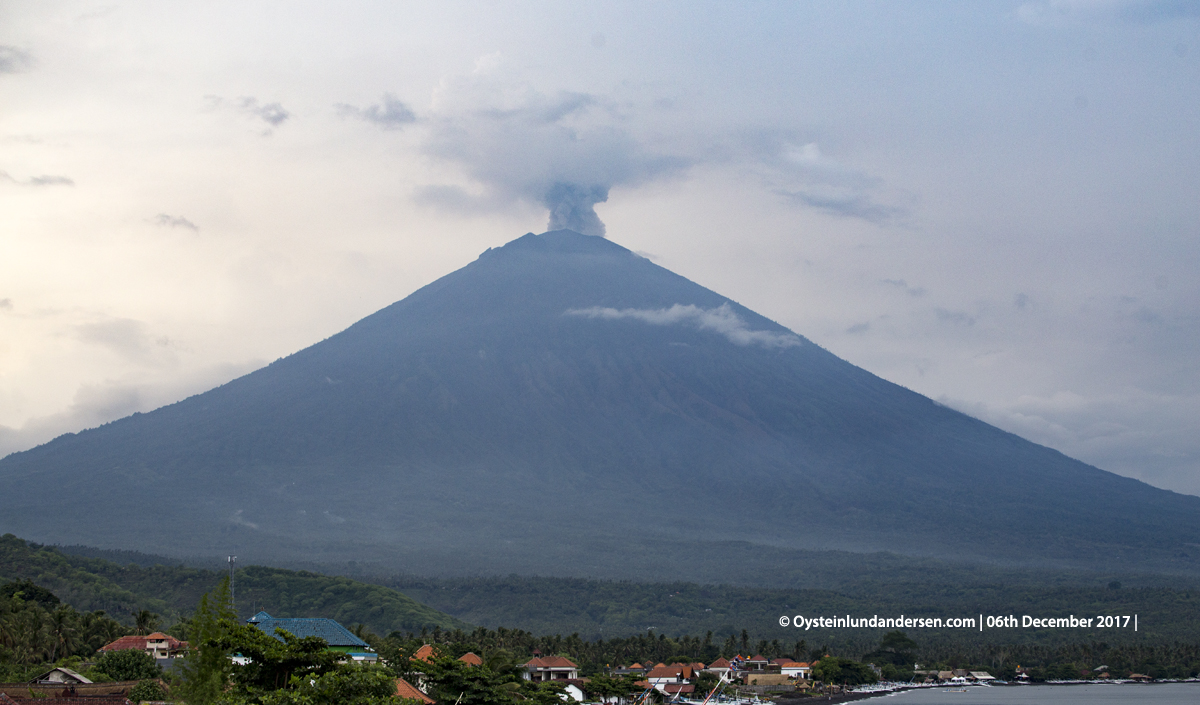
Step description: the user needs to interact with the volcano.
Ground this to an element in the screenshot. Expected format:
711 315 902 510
2 230 1198 576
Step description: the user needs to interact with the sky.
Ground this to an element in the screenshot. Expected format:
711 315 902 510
2 1 1199 495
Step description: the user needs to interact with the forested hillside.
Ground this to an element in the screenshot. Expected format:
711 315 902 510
0 535 465 634
386 574 1200 646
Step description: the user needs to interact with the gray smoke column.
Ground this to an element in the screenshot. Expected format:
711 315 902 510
418 58 691 238
543 183 609 237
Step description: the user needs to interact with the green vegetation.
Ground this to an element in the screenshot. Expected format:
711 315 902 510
812 656 877 686
0 578 127 679
1 534 466 635
382 573 1200 645
93 648 163 681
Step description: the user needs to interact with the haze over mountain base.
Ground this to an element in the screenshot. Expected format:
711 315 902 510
2 230 1199 577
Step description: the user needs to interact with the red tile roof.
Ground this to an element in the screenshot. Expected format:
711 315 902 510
664 684 695 694
412 644 437 662
707 658 731 669
646 665 694 680
395 677 434 704
98 634 187 652
523 656 578 669
629 662 643 669
458 652 482 666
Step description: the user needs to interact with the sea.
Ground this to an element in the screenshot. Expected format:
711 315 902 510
873 683 1200 704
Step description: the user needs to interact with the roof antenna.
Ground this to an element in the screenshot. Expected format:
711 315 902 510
228 555 237 615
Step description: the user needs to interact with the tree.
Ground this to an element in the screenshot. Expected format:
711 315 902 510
1 580 60 608
46 606 78 662
176 577 238 705
94 648 163 681
812 657 877 686
418 655 522 705
130 679 169 703
862 630 918 668
214 624 342 693
135 609 161 636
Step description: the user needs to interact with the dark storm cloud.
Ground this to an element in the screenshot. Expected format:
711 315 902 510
336 93 417 129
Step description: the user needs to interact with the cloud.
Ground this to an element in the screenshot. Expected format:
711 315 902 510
747 138 907 225
419 54 690 237
943 388 1200 496
0 299 12 311
229 510 259 530
205 95 290 131
567 303 803 348
239 97 289 126
75 318 173 364
846 322 871 334
0 359 265 460
336 93 417 129
882 279 927 297
1 171 74 187
153 213 199 231
934 308 976 327
0 46 32 73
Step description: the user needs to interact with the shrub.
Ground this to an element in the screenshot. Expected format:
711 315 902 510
94 648 163 681
129 679 169 703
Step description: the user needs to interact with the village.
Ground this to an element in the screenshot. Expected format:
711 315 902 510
4 606 1047 705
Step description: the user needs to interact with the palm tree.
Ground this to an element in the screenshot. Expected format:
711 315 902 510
135 609 160 636
47 606 79 662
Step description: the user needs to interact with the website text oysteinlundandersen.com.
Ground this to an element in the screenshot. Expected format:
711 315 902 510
779 614 1137 631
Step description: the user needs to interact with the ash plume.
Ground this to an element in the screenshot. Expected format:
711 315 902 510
544 183 609 237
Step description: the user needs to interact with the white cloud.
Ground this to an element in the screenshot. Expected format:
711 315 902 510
567 303 802 349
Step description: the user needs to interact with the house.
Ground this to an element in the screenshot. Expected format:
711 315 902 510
395 677 435 704
704 657 732 677
560 680 589 702
610 663 647 676
969 671 995 682
744 655 770 672
645 665 697 694
29 667 91 684
246 611 376 662
412 644 437 662
662 684 695 697
778 661 811 679
458 652 483 666
99 632 189 659
521 656 580 682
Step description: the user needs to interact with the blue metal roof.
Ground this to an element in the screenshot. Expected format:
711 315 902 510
246 612 369 648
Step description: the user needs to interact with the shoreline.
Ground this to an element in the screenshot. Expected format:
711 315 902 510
784 679 1200 703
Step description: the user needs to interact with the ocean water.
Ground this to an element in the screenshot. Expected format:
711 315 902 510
876 683 1199 704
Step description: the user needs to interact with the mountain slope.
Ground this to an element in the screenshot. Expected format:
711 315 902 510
0 534 466 633
2 230 1198 575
